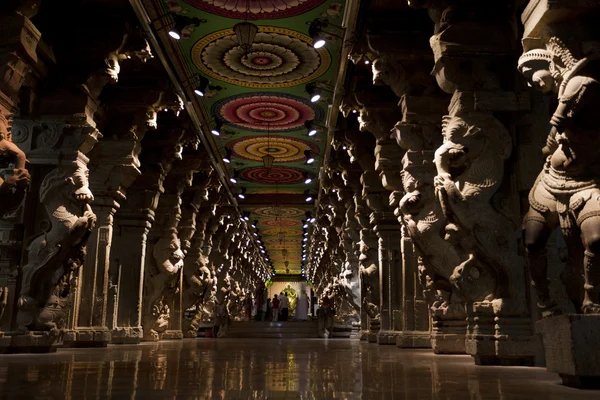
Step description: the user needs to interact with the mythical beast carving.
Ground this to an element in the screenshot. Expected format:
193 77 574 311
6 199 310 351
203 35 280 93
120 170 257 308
17 159 96 332
433 113 518 303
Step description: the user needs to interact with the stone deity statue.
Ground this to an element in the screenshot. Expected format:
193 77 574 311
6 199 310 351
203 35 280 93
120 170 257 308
518 39 600 315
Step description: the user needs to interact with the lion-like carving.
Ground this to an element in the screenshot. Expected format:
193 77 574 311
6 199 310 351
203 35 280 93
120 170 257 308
143 230 184 340
17 159 96 332
433 113 519 303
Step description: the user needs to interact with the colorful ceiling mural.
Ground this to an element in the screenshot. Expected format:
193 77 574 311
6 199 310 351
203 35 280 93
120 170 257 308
153 0 346 274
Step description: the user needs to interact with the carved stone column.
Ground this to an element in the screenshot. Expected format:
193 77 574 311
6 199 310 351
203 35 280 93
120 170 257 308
110 126 185 344
142 152 202 342
0 12 40 336
411 0 540 364
393 92 451 351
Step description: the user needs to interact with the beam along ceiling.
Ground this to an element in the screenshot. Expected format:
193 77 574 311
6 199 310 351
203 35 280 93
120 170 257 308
140 0 347 275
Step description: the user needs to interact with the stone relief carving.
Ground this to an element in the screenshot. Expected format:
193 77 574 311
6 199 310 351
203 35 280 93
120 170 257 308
0 114 30 217
518 38 600 315
17 159 96 332
433 113 519 304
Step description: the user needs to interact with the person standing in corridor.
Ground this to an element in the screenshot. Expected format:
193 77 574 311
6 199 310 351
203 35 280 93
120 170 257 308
272 294 280 322
279 292 289 321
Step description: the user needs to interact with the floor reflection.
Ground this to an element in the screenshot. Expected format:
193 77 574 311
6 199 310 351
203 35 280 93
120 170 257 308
0 339 592 399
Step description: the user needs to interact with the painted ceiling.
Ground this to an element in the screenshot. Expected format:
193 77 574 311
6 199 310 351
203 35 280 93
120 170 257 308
150 0 346 275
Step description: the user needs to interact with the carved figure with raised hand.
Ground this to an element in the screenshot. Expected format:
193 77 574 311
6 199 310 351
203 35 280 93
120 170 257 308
433 113 517 303
17 159 96 332
518 39 600 315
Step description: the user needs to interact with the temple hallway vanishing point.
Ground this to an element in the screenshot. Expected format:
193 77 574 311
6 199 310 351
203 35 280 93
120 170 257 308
0 338 589 400
3 0 600 395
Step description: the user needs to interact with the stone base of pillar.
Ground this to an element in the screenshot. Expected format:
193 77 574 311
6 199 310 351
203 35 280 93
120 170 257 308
359 330 369 340
161 330 184 340
183 330 198 338
331 324 352 338
111 327 143 344
431 317 467 354
376 330 402 345
63 328 111 347
396 331 432 348
0 331 58 353
367 318 380 343
537 314 600 388
466 301 541 366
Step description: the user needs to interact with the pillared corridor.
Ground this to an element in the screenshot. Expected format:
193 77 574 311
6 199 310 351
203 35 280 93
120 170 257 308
1 0 600 397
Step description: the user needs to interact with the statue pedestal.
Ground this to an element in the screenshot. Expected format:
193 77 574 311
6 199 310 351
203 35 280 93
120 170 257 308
63 328 110 347
466 301 541 366
111 327 142 344
396 331 432 348
161 330 183 340
0 331 58 353
431 317 466 354
537 314 600 388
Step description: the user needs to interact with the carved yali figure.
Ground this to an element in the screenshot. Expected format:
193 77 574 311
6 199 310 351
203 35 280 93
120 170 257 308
518 40 600 315
17 160 96 332
433 113 518 303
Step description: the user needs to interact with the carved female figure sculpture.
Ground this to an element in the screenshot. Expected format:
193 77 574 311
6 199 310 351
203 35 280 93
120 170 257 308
518 40 600 315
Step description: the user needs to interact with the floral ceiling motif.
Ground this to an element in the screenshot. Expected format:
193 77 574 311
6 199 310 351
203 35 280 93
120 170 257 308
240 166 305 184
227 135 319 163
260 218 302 227
254 207 305 218
191 27 330 88
183 0 327 19
262 227 303 237
213 92 323 132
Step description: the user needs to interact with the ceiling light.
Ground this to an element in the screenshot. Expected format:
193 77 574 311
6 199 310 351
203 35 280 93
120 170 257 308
304 189 313 202
233 21 258 54
169 15 204 40
211 119 222 136
262 153 274 172
305 83 321 103
309 18 327 49
230 169 239 184
223 148 232 163
303 172 312 184
194 76 209 96
304 120 318 136
304 150 315 164
302 220 308 229
238 187 247 199
251 220 258 229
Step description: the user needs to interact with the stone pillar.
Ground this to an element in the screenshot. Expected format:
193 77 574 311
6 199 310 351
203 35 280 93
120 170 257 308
410 0 540 364
142 153 202 342
518 0 600 386
0 12 40 337
64 87 182 347
110 126 185 344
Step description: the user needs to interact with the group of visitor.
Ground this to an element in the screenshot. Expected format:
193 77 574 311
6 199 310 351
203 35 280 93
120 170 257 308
271 293 290 321
252 289 311 322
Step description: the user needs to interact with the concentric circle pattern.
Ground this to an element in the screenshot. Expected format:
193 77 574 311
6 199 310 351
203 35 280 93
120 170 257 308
262 228 303 237
214 93 323 132
265 236 303 244
254 207 305 218
183 0 326 20
241 166 304 184
227 135 319 163
192 27 331 88
261 218 302 228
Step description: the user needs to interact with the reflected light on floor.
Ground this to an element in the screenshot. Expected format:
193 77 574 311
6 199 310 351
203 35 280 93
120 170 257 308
0 339 591 399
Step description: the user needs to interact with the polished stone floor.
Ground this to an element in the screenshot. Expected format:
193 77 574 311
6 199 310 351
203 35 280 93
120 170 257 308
0 338 596 399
